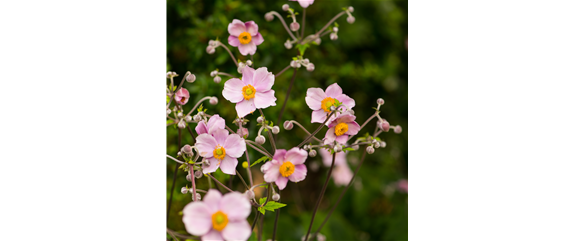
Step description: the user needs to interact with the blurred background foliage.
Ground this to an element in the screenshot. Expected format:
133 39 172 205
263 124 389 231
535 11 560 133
167 0 407 240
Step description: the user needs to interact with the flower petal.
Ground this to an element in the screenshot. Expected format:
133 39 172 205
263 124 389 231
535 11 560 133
288 164 307 182
325 83 343 97
212 128 229 145
223 134 246 158
311 109 327 124
284 147 308 165
323 128 336 145
335 134 349 144
332 163 353 186
275 176 289 190
202 189 222 213
238 41 257 56
182 202 213 236
228 19 246 36
261 161 280 183
219 156 238 175
244 21 259 36
273 149 287 163
195 121 208 135
222 219 251 241
228 35 240 47
306 88 326 109
235 98 256 118
207 114 226 134
346 121 361 135
201 229 223 241
196 134 217 157
251 33 264 45
222 78 246 103
336 94 356 109
252 67 273 92
242 66 255 86
202 157 220 174
220 192 252 220
254 90 276 109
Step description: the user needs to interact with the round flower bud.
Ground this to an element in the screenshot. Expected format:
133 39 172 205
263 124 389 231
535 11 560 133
210 70 218 77
306 63 315 72
313 37 321 45
210 97 218 105
272 126 280 134
272 193 280 201
245 190 255 199
177 112 183 118
394 125 402 134
366 146 375 154
186 174 193 182
381 121 391 132
295 61 302 68
374 141 381 148
193 114 201 122
242 161 248 168
348 6 354 13
208 40 216 46
186 73 196 83
352 145 359 150
166 109 171 115
206 45 215 54
177 151 182 157
213 76 221 84
257 116 264 123
265 12 274 21
246 60 253 66
195 170 203 179
333 27 339 33
290 60 298 68
380 141 387 148
282 4 289 11
347 16 355 24
178 119 186 129
182 144 193 155
185 115 192 122
181 187 188 194
290 22 300 32
309 149 317 157
303 58 310 65
285 40 293 49
334 144 342 153
303 145 309 150
377 98 385 105
330 32 338 40
255 135 266 145
203 159 211 166
283 121 293 130
195 193 202 201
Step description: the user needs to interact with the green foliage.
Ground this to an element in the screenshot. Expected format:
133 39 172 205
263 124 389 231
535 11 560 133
250 155 270 167
257 197 287 215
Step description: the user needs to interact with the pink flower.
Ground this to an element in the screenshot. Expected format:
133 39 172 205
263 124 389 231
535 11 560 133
261 148 308 190
222 66 277 117
228 19 264 56
396 179 408 193
196 114 226 135
305 83 355 123
290 0 315 8
183 189 251 241
174 88 190 105
196 129 246 175
319 148 353 186
323 112 360 145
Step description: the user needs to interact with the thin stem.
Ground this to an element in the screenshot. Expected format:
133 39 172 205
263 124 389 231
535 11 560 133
304 153 337 241
360 113 379 130
269 11 298 41
167 129 182 221
297 106 342 148
186 126 197 142
167 228 200 241
190 166 197 202
218 72 237 78
291 121 322 143
235 170 250 191
316 11 346 37
244 148 254 186
300 8 306 43
251 210 260 231
184 97 212 119
311 148 368 239
275 64 292 78
246 140 273 158
166 155 184 164
176 72 191 94
277 68 297 134
271 189 281 241
218 42 238 66
258 109 277 153
206 174 233 192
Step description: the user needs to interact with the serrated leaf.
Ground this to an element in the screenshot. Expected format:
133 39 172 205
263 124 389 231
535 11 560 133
262 201 287 212
259 197 267 205
258 206 266 215
250 156 270 167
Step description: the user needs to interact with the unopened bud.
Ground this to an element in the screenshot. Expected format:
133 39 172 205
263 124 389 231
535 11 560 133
237 127 249 138
186 74 196 83
210 97 218 105
210 70 218 77
166 109 171 115
381 121 391 132
186 174 193 182
347 6 354 13
303 58 310 65
213 76 221 84
195 170 203 178
306 63 315 72
380 141 387 148
377 98 384 105
206 45 215 54
246 60 253 66
208 40 216 46
257 116 264 123
290 60 298 68
290 22 300 32
195 193 202 201
177 112 183 118
272 126 280 134
313 37 321 45
181 187 188 194
178 119 186 129
394 125 402 134
374 141 381 148
256 135 266 145
283 121 293 130
182 144 193 155
245 190 255 199
265 12 274 21
177 151 182 157
334 144 342 153
333 27 339 32
367 146 375 154
193 114 202 122
272 193 280 201
282 4 289 11
309 149 317 157
285 40 293 49
347 16 355 24
330 32 338 40
295 61 301 68
303 145 309 150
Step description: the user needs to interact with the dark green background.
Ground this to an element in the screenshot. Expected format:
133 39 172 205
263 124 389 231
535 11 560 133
167 0 407 240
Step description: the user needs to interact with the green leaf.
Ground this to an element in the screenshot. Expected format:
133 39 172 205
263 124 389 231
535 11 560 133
197 104 204 113
258 206 266 215
342 147 355 152
334 22 339 27
263 201 287 211
250 156 270 167
259 197 267 205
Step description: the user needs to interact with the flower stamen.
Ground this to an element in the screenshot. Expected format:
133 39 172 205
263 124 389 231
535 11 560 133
211 211 229 231
334 122 349 136
242 84 256 100
213 145 226 160
279 161 295 177
238 32 252 45
321 97 337 112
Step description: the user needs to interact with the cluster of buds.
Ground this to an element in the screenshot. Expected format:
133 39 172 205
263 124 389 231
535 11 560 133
330 26 339 41
255 115 280 144
192 110 206 122
281 4 300 32
290 58 315 72
366 139 386 154
237 60 253 74
233 117 250 138
303 145 318 157
284 39 297 49
205 40 220 54
166 71 178 79
210 70 222 84
345 6 355 24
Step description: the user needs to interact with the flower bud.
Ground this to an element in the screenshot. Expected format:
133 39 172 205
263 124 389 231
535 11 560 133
272 193 280 201
309 149 317 157
282 4 289 11
185 115 192 122
237 127 249 138
265 12 274 21
285 40 293 49
313 37 321 45
376 98 385 105
381 121 391 132
290 60 298 68
303 58 310 65
186 73 196 83
195 170 203 179
334 144 342 153
256 135 266 145
394 125 402 134
352 145 359 150
177 151 182 157
210 97 218 105
210 70 218 77
177 112 183 118
333 27 339 33
166 109 171 115
380 141 387 148
290 22 300 32
347 6 354 13
186 174 193 182
213 76 221 84
257 116 264 123
206 45 215 54
182 144 193 155
303 145 309 150
178 119 186 129
347 16 355 24
374 141 381 148
306 63 315 72
283 121 293 130
272 126 280 134
181 187 188 194
295 61 301 68
330 32 338 40
195 193 202 201
193 114 202 122
246 60 253 66
208 40 216 46
366 146 375 154
245 190 255 199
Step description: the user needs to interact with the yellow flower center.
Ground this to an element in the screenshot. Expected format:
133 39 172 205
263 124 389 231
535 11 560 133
211 211 229 232
279 161 295 177
334 122 349 136
242 84 256 100
238 32 252 45
321 97 337 112
213 145 226 160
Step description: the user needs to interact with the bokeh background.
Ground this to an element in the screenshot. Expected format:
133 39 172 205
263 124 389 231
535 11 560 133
167 0 407 240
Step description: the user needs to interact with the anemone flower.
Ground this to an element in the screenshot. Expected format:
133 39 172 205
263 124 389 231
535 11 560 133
183 189 251 241
323 112 360 145
196 114 226 135
228 19 264 56
290 0 315 8
319 148 353 186
261 148 307 190
305 83 355 124
196 129 246 175
222 66 276 117
174 88 190 105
